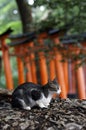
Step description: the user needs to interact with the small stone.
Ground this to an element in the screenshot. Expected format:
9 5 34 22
20 121 29 130
47 127 55 130
45 115 48 119
3 124 10 129
5 116 12 122
29 115 34 119
65 123 82 130
12 122 18 127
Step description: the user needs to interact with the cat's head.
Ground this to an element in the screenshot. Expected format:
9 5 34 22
48 78 61 95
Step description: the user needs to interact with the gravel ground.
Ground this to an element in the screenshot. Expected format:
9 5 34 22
0 89 86 130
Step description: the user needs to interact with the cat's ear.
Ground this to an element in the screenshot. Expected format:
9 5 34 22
53 77 57 82
48 79 52 84
48 77 57 83
48 77 58 83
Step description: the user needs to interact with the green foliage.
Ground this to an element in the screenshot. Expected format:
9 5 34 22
7 21 22 34
0 0 22 34
0 21 22 34
0 0 86 34
33 0 86 34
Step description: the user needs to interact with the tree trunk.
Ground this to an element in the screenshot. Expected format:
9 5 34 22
16 0 33 33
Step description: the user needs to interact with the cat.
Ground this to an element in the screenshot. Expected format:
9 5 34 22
11 78 61 110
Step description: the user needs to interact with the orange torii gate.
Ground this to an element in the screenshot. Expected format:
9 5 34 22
48 28 68 99
9 30 49 86
0 28 14 90
82 36 86 87
28 27 70 98
60 33 86 99
9 28 68 99
37 31 48 85
76 33 86 99
9 33 37 84
34 28 69 98
6 27 86 99
48 30 86 99
61 38 79 99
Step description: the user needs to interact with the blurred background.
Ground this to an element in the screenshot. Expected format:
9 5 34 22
0 0 86 90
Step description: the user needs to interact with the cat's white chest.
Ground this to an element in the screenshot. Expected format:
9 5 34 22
42 94 51 104
36 94 52 108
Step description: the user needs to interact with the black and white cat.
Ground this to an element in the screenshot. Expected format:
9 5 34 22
12 78 61 110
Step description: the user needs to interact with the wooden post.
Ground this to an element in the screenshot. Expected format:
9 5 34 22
68 60 77 98
16 42 33 83
16 57 25 84
76 61 86 99
49 58 56 80
24 56 33 82
72 63 77 96
37 34 48 85
1 38 14 90
53 37 67 98
9 34 37 84
83 65 86 87
63 61 69 95
9 36 26 85
15 47 25 84
27 42 37 83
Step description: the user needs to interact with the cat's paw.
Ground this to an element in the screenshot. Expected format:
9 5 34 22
24 106 31 110
37 102 47 108
40 104 49 108
44 103 50 106
36 101 49 109
40 105 48 109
